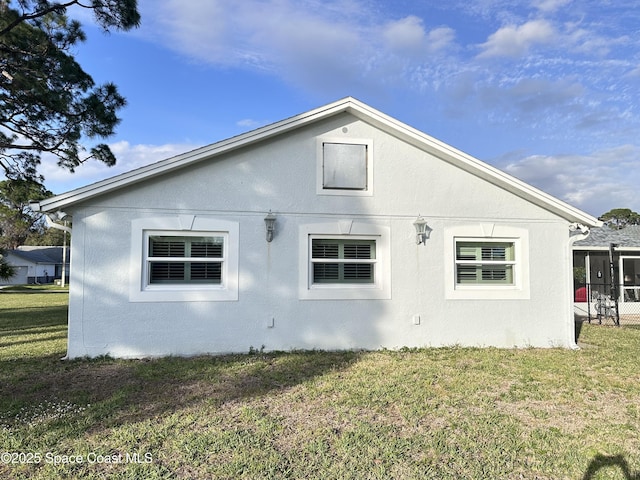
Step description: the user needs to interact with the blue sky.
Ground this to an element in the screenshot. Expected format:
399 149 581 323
35 0 640 217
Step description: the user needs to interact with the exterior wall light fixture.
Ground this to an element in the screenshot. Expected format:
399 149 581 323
264 211 277 242
413 215 430 245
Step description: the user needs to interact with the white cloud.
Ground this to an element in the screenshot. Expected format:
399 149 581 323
65 0 640 220
487 77 584 116
626 65 640 78
138 1 458 94
138 0 377 94
383 16 427 54
143 1 368 71
501 145 640 215
381 17 455 64
427 27 456 53
532 0 572 13
258 9 366 91
442 72 588 131
562 21 630 57
236 119 268 129
143 1 233 65
40 141 199 194
477 19 556 58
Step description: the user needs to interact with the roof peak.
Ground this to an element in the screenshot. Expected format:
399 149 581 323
32 97 600 227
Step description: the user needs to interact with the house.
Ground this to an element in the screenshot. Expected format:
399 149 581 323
573 225 640 321
1 246 70 286
31 97 600 358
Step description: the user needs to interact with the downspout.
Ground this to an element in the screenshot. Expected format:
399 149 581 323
30 203 75 360
44 212 71 288
44 213 72 234
29 203 72 234
568 223 591 349
45 211 73 360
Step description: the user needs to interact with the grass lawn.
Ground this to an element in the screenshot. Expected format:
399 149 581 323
0 292 639 479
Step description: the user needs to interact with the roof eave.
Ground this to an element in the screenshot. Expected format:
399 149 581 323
34 97 361 213
32 96 601 227
345 99 602 227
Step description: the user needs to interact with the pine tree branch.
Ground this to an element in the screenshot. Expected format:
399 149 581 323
0 1 80 36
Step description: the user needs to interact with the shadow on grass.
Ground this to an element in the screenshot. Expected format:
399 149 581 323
121 350 362 423
1 295 363 444
3 297 362 441
0 331 67 349
0 324 67 337
575 318 584 342
0 305 68 328
0 305 68 356
0 348 362 440
583 454 639 479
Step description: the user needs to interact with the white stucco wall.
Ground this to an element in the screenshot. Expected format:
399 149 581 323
64 113 576 358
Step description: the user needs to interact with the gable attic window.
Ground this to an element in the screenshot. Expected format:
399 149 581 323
316 138 373 196
323 143 367 189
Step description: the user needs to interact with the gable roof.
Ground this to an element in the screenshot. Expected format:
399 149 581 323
31 97 600 227
574 225 640 249
7 246 68 265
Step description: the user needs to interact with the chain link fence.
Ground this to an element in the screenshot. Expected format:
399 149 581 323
575 283 640 326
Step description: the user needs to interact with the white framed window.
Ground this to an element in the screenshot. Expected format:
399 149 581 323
299 221 390 300
455 241 516 286
145 233 226 286
316 138 373 196
444 224 529 300
130 216 238 302
311 237 376 285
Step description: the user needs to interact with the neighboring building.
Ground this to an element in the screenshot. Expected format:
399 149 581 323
2 246 70 285
573 225 640 319
31 97 600 358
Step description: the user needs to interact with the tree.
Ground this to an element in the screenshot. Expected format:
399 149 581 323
0 248 15 281
25 221 65 245
0 179 54 249
0 0 140 182
599 208 640 229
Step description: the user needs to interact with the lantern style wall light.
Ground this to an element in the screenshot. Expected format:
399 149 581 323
264 211 277 242
413 215 430 245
